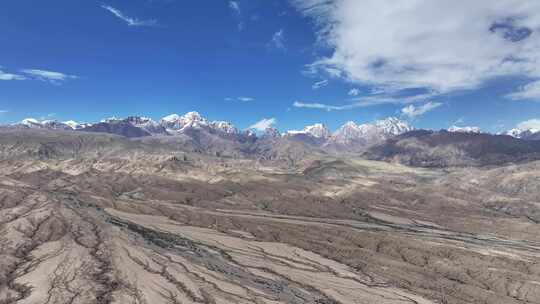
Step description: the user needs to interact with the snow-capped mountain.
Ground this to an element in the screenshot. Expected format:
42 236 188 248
63 120 87 130
280 117 412 152
123 116 168 135
448 126 481 133
160 112 210 133
507 128 540 140
159 112 253 138
330 122 368 144
17 118 79 130
8 113 418 151
41 120 75 131
374 117 412 136
20 118 42 128
211 121 238 134
330 117 412 146
304 123 330 138
286 123 330 139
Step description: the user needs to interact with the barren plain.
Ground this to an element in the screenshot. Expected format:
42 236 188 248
1 130 539 304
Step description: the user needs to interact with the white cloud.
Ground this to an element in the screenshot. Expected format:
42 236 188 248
507 80 540 100
401 102 442 118
270 29 286 50
517 119 540 130
0 110 8 114
293 101 344 111
21 69 77 83
291 0 540 94
293 92 436 111
312 79 328 90
228 1 245 31
229 1 241 14
0 68 25 80
249 118 276 131
348 88 360 96
102 5 157 27
226 97 255 102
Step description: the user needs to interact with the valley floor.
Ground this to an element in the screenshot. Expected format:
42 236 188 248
1 151 540 304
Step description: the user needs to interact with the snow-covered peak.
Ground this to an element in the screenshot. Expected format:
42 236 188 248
125 116 157 126
329 117 412 146
160 111 210 132
286 123 330 139
100 116 121 123
332 121 362 141
40 120 73 130
211 121 238 134
123 116 167 135
448 126 481 133
507 128 540 139
303 123 330 138
161 114 181 123
342 121 358 129
63 120 83 129
17 119 76 130
333 118 411 138
374 117 412 135
159 112 244 135
184 111 204 121
20 118 40 127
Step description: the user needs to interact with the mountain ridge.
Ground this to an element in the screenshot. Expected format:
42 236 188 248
10 112 540 142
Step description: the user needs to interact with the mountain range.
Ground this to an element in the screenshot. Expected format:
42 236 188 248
10 112 416 147
12 112 539 141
5 112 540 168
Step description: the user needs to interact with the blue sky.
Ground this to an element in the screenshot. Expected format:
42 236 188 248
1 0 540 132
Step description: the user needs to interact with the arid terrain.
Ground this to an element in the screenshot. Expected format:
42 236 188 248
1 129 540 304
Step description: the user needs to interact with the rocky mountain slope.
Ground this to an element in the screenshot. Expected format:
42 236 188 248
364 130 540 167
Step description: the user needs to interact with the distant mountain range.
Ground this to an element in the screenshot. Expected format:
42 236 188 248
12 112 539 142
10 112 415 144
4 111 540 167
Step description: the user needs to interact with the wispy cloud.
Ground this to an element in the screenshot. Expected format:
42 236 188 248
228 1 244 31
293 101 346 111
269 29 286 50
0 110 8 114
249 118 276 131
21 69 78 84
101 4 157 27
226 97 255 102
293 92 436 111
229 1 241 14
401 102 442 119
348 88 360 96
0 68 25 81
506 80 540 100
312 79 328 90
